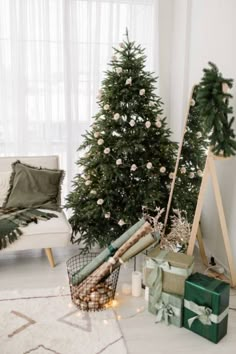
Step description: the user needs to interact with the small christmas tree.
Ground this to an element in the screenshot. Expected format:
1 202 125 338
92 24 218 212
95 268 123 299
171 86 209 224
66 33 177 250
197 62 236 157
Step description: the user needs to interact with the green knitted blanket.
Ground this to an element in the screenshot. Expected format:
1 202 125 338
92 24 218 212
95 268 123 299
0 208 58 250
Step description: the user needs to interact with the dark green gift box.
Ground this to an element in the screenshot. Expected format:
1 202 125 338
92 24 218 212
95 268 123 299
184 272 230 343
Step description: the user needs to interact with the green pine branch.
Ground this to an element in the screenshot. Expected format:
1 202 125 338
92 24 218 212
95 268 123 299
197 62 236 157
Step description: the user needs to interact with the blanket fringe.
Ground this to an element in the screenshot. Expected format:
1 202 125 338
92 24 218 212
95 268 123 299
0 209 58 250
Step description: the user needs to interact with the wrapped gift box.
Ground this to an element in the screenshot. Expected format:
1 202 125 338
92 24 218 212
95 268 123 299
143 247 194 296
149 289 183 327
184 272 230 343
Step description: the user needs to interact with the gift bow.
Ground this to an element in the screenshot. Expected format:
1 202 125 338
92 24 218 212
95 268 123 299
155 301 175 325
188 305 213 327
184 300 229 328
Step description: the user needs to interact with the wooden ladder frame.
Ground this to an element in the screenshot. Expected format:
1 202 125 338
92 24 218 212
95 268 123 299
187 151 236 287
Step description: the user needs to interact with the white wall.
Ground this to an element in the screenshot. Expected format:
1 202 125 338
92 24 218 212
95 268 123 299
188 0 236 270
160 0 236 269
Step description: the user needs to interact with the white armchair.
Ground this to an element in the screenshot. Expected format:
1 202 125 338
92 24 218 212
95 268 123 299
0 155 72 267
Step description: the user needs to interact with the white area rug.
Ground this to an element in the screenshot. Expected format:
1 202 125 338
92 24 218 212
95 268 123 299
0 287 127 354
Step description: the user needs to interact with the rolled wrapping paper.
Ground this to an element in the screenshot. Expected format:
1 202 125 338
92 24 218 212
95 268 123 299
76 221 152 296
120 232 160 263
72 218 145 285
132 271 142 297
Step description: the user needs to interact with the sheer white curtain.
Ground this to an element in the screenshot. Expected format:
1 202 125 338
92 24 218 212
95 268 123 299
0 0 158 197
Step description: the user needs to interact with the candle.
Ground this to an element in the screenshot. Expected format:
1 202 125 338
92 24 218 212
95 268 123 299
121 283 132 295
132 271 142 297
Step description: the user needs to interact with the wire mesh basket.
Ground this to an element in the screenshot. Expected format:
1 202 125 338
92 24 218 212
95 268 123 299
67 252 120 311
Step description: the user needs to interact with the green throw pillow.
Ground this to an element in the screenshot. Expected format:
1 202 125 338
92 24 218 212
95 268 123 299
3 160 65 211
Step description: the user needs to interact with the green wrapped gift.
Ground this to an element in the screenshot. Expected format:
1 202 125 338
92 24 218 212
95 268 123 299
184 272 230 343
149 289 183 327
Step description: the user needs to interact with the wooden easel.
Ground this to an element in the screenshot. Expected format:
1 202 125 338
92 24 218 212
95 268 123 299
187 151 236 287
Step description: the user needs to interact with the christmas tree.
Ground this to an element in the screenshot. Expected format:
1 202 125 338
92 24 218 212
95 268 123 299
197 62 236 157
66 33 177 250
171 86 209 225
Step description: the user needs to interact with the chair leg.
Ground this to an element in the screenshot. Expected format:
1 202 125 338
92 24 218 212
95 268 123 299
44 248 55 268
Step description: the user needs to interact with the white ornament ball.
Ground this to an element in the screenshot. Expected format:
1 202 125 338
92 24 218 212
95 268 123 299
116 67 123 74
129 120 135 127
160 166 166 173
222 82 229 94
145 121 151 128
118 219 125 226
105 212 111 219
190 99 195 106
119 42 125 49
189 172 195 179
97 199 104 205
85 180 92 186
139 89 145 96
146 162 153 169
125 77 132 85
104 147 110 154
112 55 117 61
180 167 187 174
196 131 202 138
104 104 110 110
130 164 137 172
149 101 155 107
156 120 162 128
116 159 122 166
94 131 100 138
197 170 203 177
169 172 174 179
97 138 104 145
90 291 100 302
113 113 120 120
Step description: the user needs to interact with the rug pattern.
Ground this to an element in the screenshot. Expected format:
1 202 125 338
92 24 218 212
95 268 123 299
0 287 127 354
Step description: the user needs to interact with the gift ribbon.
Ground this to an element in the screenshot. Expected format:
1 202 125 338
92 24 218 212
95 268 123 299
146 256 194 277
155 301 181 325
145 251 171 303
184 300 229 328
105 245 118 261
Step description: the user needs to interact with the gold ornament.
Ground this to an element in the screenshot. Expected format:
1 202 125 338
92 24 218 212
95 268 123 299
80 301 88 311
88 301 99 310
99 294 109 305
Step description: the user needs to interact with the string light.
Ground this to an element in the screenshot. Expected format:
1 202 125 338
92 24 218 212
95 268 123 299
111 299 118 307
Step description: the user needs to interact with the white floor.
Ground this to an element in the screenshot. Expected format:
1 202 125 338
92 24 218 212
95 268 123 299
0 245 236 354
